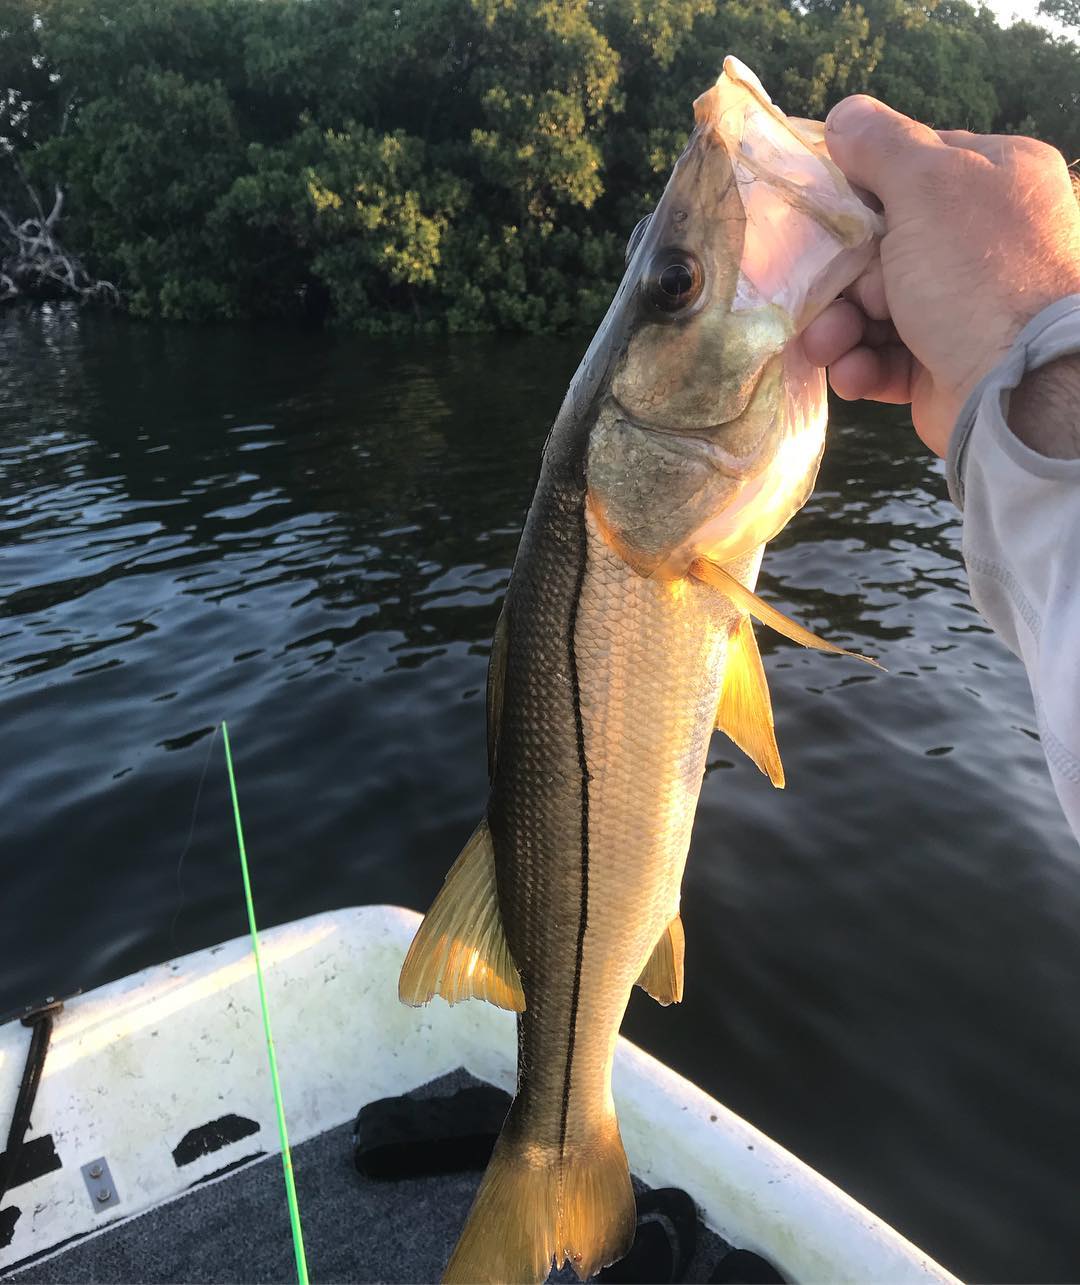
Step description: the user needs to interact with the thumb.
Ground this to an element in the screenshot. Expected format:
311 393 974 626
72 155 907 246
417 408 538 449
825 95 945 210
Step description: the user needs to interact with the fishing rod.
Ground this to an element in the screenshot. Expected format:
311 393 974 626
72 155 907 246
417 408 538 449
221 720 309 1285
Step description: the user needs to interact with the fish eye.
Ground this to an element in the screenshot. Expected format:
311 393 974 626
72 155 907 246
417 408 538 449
644 249 703 314
625 214 652 265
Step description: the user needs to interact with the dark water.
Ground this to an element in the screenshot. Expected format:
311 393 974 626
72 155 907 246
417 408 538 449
2 306 1077 1281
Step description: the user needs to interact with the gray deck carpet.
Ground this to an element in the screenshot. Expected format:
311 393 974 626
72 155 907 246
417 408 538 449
7 1072 729 1284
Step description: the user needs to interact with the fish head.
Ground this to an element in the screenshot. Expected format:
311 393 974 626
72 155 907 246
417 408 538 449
579 57 883 578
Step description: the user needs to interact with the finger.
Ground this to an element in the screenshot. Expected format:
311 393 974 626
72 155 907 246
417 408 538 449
843 258 889 322
936 129 1050 164
825 95 947 208
828 343 916 405
936 129 1006 160
801 299 866 366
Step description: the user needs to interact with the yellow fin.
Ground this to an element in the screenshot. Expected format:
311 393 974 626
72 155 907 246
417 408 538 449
398 821 524 1012
636 914 685 1005
717 616 785 789
444 1103 634 1284
558 1119 637 1281
443 1129 559 1283
689 556 883 669
486 606 508 782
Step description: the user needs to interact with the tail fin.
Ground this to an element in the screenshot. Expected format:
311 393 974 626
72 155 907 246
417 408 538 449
559 1128 637 1282
443 1105 635 1284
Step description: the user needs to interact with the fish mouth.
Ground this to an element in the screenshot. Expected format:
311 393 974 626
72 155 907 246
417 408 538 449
608 395 772 482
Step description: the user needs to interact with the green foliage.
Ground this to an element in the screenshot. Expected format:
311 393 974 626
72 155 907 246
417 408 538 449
1 0 1076 330
0 0 62 153
989 18 1080 161
1040 0 1079 29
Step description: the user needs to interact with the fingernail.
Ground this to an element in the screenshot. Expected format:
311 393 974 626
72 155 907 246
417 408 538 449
826 95 878 134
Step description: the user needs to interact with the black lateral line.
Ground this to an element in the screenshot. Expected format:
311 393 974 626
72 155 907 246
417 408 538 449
559 499 591 1159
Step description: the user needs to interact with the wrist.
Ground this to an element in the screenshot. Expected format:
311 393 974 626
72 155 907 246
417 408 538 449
1006 353 1080 460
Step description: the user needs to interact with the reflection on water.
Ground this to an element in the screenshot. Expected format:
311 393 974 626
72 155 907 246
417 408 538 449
2 306 1077 1281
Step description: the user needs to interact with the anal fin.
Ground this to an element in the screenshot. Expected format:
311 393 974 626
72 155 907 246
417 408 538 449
636 914 685 1006
398 820 525 1012
717 615 785 789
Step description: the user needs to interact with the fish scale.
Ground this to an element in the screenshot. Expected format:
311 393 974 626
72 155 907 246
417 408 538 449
560 515 748 1118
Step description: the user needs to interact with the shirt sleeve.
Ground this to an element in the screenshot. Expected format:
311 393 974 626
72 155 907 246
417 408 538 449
946 294 1080 844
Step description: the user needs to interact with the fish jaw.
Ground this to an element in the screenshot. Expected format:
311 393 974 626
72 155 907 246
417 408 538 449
576 55 880 579
695 54 883 327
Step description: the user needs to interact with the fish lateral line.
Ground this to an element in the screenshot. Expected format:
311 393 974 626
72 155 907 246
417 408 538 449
689 555 885 670
559 493 593 1159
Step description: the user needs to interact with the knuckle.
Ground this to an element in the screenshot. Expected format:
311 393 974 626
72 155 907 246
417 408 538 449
878 120 937 166
910 148 969 208
1009 135 1061 167
999 136 1070 190
882 136 948 202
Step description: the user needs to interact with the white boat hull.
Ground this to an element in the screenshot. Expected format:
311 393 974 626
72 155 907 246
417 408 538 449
0 906 960 1283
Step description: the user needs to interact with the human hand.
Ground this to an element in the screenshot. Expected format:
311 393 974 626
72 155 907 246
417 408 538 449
801 95 1080 458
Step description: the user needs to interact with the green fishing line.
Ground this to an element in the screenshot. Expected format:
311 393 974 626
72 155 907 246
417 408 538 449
221 720 310 1285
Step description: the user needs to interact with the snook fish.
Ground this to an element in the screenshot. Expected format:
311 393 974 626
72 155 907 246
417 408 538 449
399 57 882 1284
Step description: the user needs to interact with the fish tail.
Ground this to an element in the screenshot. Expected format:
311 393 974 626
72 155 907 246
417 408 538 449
442 1116 559 1285
443 1102 634 1284
558 1112 636 1281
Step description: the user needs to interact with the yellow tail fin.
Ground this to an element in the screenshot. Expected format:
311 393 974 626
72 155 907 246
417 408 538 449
559 1126 636 1281
443 1106 635 1284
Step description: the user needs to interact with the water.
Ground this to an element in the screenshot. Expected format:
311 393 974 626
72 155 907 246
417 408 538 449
2 306 1077 1281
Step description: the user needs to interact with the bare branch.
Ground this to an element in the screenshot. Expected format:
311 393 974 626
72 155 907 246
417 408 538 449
1 180 118 307
45 185 63 229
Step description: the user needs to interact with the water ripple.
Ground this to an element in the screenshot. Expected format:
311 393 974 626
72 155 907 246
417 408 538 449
1 309 1078 1281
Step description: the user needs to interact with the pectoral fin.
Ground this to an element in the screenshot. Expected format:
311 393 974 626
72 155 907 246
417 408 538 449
636 915 685 1006
689 555 882 668
717 616 785 789
398 820 525 1012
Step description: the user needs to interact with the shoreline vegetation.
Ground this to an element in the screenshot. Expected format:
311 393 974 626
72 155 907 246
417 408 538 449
1 0 1077 333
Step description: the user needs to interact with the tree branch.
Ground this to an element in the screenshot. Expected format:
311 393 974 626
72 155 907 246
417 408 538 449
0 179 117 306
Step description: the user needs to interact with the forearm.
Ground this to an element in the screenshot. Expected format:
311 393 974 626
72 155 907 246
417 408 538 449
1008 353 1080 460
947 296 1080 843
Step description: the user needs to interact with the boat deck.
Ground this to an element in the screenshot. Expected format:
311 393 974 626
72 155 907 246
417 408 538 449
7 1071 730 1284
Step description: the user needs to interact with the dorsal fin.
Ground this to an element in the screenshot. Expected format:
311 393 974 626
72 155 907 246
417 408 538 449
398 820 525 1012
717 616 785 788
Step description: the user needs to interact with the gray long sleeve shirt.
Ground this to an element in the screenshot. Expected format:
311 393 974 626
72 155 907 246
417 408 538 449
947 294 1080 844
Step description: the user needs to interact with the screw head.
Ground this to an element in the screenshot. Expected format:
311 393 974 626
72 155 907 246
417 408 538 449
88 1164 103 1179
96 1187 112 1203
